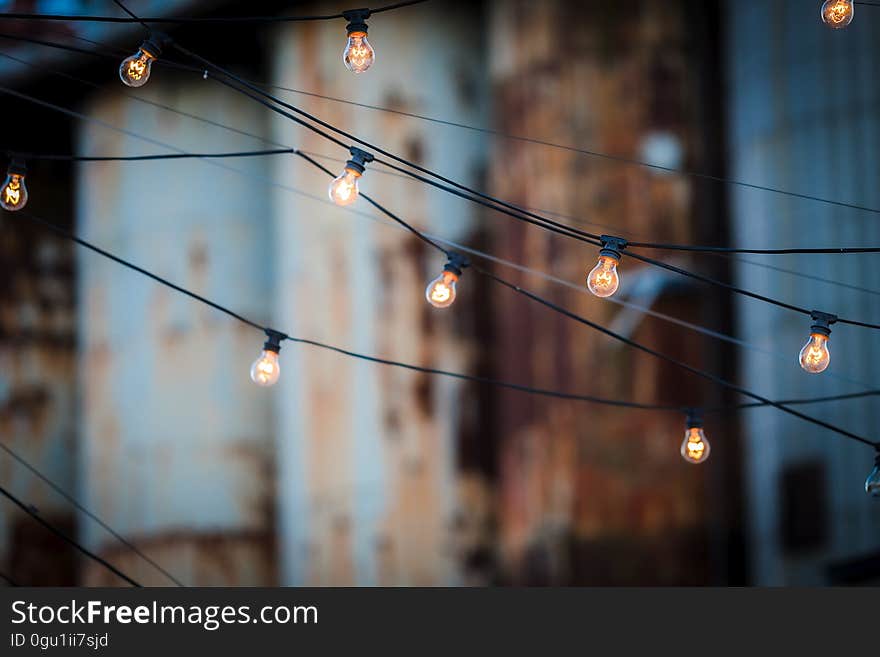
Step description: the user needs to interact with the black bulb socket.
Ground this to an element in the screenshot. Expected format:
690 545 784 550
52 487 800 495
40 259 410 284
442 252 470 278
686 408 704 429
140 32 170 59
809 310 838 337
344 147 375 175
6 159 26 176
343 8 371 35
263 329 286 354
599 235 628 261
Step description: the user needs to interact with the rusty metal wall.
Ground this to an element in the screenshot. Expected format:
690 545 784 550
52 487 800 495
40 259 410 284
75 78 278 586
485 0 729 584
726 0 880 585
269 0 489 586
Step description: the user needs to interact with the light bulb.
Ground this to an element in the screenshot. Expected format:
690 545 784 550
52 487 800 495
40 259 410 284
681 427 711 464
1 162 28 211
799 333 831 374
426 271 458 308
343 31 375 73
329 148 373 206
342 9 375 73
821 0 854 29
119 48 156 88
250 349 280 387
587 255 620 298
250 330 284 387
329 168 361 206
866 457 880 498
799 312 836 374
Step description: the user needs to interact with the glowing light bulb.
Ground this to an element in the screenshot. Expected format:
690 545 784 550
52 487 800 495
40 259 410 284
798 312 836 374
426 271 458 308
799 334 831 374
821 0 854 29
344 32 375 73
329 147 373 206
329 168 361 206
866 456 880 497
681 427 710 464
587 237 626 298
426 254 468 309
250 349 280 387
1 161 28 211
587 255 620 298
119 49 154 87
342 9 375 73
250 330 284 387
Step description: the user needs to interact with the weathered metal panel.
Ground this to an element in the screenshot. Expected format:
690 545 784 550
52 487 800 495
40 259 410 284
486 0 723 584
726 0 880 584
76 77 277 585
269 1 488 586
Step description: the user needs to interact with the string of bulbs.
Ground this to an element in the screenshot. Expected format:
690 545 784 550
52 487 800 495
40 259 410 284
12 204 880 484
7 27 880 220
0 1 877 495
3 43 879 322
4 49 876 404
6 4 880 375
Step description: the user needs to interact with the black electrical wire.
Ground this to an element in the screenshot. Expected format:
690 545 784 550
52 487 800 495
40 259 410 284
167 39 880 259
4 45 875 309
4 212 682 413
0 1 430 24
289 149 880 448
0 571 18 586
18 211 265 333
0 483 142 587
624 250 880 330
0 443 185 586
477 269 878 448
6 148 294 162
6 30 880 221
14 208 877 426
3 76 880 335
718 390 880 413
4 31 879 257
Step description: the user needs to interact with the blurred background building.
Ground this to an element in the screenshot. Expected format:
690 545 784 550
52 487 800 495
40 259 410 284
0 0 877 586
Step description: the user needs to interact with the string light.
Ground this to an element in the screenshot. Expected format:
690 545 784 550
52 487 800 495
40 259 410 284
681 410 711 464
3 8 879 502
250 330 285 387
0 159 28 211
426 253 469 309
119 33 167 87
866 450 880 497
587 236 626 298
342 9 376 73
821 0 855 28
329 147 374 206
799 311 837 374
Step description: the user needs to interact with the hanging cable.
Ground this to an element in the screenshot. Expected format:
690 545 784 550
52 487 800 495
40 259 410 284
0 443 185 586
4 34 880 260
5 42 875 306
0 1 430 24
2 61 879 387
11 208 879 427
0 483 142 587
5 21 880 218
164 37 880 259
5 148 294 162
0 571 19 586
